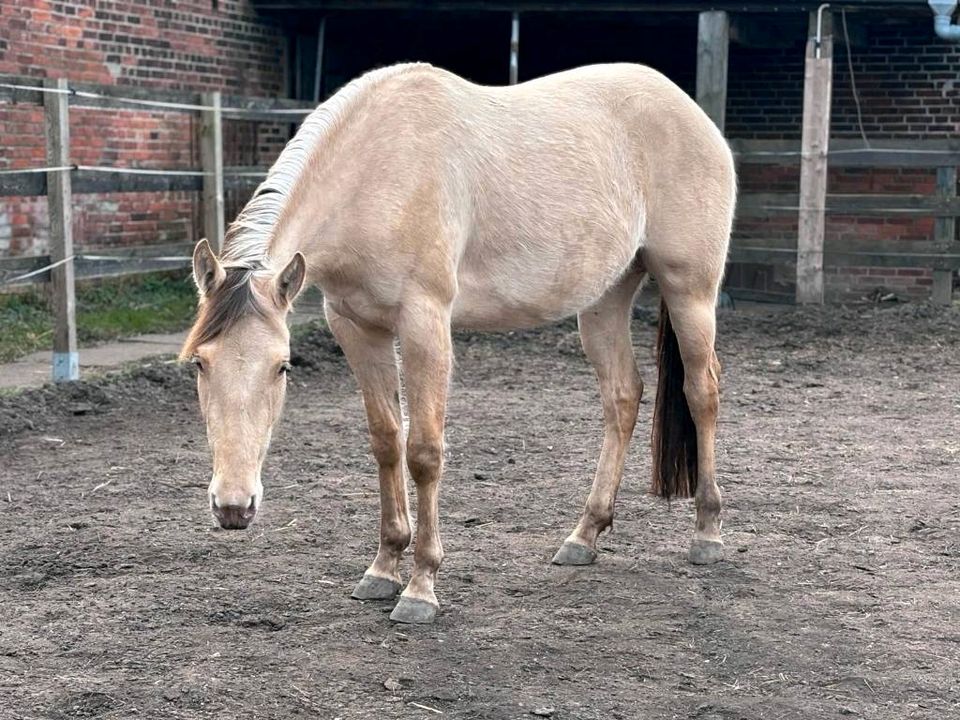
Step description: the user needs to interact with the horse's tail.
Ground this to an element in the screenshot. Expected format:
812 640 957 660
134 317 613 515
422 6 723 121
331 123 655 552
651 299 698 499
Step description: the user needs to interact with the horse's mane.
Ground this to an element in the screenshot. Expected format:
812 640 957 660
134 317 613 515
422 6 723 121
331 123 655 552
181 63 428 360
219 62 428 270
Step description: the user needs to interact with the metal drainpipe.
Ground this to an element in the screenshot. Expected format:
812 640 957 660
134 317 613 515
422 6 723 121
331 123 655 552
929 0 960 41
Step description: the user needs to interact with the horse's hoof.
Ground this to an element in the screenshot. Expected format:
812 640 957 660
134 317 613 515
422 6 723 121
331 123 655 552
351 573 402 601
389 596 438 625
688 538 724 565
551 541 597 566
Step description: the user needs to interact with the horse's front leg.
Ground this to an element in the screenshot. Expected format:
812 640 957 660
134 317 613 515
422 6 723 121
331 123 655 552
325 303 411 600
389 298 452 625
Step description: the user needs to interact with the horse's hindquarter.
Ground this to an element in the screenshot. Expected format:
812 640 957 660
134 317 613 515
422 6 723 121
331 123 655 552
450 64 734 329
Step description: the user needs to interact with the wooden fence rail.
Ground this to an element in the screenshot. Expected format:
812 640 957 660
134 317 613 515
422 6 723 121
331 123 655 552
0 74 314 381
731 139 960 303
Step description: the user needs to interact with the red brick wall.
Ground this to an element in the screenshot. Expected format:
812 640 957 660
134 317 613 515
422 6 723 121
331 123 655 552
0 1 288 256
727 15 960 301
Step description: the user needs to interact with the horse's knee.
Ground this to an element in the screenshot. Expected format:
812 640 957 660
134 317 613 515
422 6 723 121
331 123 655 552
406 437 443 484
369 417 402 467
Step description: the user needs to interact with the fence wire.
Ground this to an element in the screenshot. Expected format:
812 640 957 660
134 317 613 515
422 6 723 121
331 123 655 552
0 81 314 116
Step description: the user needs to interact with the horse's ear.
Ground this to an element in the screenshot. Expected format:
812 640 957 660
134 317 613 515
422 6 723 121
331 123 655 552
275 252 306 307
192 238 224 297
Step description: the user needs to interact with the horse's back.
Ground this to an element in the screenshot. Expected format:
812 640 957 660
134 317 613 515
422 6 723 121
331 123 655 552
424 64 735 328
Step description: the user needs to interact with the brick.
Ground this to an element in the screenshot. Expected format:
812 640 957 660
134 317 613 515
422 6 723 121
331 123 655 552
0 1 289 255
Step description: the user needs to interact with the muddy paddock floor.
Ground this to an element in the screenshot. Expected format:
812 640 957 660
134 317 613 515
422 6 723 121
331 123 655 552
0 302 958 719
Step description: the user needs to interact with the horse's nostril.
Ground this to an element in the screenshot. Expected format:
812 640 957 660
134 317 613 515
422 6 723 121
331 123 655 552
210 493 219 510
214 503 256 530
248 495 257 510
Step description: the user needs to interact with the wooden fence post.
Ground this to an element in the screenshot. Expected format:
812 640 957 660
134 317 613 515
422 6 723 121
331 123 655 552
796 9 833 305
44 77 78 383
313 17 326 102
696 11 729 133
201 91 224 252
932 166 957 305
509 12 520 86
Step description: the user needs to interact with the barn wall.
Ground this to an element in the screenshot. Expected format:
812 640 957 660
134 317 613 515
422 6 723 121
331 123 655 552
0 0 289 256
726 15 960 301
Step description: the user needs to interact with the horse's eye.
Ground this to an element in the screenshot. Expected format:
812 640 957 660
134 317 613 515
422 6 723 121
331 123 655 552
279 361 292 376
191 356 204 373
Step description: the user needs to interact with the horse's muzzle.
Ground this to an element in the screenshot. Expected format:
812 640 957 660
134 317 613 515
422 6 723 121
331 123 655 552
212 498 257 530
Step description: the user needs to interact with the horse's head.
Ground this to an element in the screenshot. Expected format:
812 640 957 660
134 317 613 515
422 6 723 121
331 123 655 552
181 239 306 530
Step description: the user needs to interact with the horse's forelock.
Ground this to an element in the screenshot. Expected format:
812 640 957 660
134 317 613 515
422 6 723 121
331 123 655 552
180 266 268 361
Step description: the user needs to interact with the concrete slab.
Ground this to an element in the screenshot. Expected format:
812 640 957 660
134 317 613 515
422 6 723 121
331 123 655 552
0 331 188 391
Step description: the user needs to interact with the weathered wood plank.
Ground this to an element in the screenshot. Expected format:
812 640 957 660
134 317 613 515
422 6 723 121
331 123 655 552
1 73 313 117
510 12 520 85
738 193 960 217
731 237 960 270
44 78 79 382
796 10 832 304
0 243 195 286
314 17 327 102
932 166 957 304
0 168 265 198
201 91 225 251
731 138 960 168
254 1 920 11
696 10 729 133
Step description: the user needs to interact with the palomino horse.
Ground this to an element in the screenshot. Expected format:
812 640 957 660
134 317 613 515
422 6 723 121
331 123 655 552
181 63 736 624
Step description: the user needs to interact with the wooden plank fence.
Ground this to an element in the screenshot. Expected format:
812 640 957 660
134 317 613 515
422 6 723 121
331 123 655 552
2 63 959 382
0 74 315 381
730 140 960 280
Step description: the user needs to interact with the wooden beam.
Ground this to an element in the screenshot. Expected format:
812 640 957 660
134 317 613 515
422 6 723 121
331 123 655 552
932 166 957 304
509 12 520 85
730 237 960 270
731 138 960 169
696 10 729 132
738 192 960 218
313 17 326 102
0 167 265 198
253 1 923 12
796 9 833 304
200 91 225 252
0 242 195 286
43 78 79 382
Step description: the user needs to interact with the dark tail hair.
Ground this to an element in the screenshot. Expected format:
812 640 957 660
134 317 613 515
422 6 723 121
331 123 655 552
651 299 698 499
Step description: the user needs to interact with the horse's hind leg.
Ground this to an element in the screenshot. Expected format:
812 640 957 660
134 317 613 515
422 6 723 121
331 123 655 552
659 287 724 565
325 302 411 600
553 265 646 565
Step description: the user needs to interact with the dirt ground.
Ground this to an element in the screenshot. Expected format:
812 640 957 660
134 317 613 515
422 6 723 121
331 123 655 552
1 301 958 720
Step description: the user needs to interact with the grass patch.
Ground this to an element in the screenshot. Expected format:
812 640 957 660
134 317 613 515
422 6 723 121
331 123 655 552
0 272 198 363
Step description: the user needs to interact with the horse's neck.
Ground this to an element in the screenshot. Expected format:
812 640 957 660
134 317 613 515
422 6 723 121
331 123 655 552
263 63 439 280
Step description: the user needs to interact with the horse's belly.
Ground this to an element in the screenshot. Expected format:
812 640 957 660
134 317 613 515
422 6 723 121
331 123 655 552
450 236 638 330
451 284 578 330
